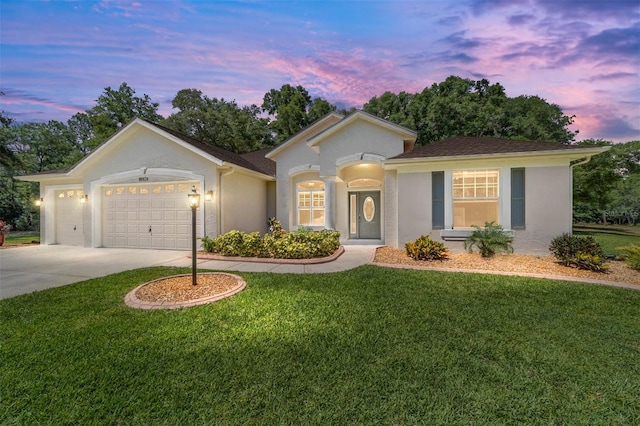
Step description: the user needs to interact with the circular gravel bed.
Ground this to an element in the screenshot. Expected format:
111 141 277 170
125 272 246 310
374 247 640 286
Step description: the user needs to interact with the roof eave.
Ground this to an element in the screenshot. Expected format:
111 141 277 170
384 146 611 167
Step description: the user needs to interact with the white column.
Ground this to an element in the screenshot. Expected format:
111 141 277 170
324 177 337 229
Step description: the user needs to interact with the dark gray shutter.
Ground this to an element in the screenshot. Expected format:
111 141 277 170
511 168 525 229
432 171 445 229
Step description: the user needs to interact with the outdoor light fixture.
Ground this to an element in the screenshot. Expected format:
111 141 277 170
80 194 88 204
35 198 43 207
204 190 214 201
188 186 201 209
188 186 201 285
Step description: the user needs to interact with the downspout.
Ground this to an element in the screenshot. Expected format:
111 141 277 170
218 167 235 235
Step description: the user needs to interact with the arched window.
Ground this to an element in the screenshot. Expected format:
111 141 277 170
297 181 325 226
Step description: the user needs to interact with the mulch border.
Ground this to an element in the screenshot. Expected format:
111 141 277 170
124 272 247 310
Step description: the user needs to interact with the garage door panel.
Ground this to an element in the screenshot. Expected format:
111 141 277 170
55 189 84 246
103 182 200 250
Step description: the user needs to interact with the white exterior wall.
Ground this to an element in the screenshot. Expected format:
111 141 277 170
397 172 432 246
391 158 576 255
220 171 269 234
512 166 572 255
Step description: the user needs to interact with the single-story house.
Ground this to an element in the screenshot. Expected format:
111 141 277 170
18 111 609 254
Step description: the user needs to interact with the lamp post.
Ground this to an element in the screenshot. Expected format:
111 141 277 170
188 186 201 286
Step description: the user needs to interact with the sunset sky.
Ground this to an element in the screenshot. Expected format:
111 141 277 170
1 0 638 142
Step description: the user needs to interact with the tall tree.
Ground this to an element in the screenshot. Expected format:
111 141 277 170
262 84 336 142
73 82 162 151
364 75 576 145
162 89 273 153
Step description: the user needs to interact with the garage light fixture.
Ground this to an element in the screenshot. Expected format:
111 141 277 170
204 190 214 201
35 198 43 207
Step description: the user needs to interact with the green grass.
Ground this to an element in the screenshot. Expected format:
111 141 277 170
3 232 39 245
2 266 639 425
574 224 639 256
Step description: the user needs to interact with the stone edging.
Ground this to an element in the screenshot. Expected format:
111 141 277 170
373 262 640 291
194 246 345 264
124 272 247 310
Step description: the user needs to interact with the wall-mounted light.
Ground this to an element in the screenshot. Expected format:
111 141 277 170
80 194 89 204
204 190 214 201
35 198 43 207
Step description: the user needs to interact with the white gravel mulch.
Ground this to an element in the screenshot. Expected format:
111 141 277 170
373 247 640 286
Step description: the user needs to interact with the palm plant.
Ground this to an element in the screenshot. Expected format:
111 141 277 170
464 221 514 257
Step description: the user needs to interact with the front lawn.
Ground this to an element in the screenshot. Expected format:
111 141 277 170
2 266 639 424
574 224 639 256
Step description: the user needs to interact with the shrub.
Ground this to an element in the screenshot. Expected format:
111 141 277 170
405 235 448 261
616 244 640 270
268 229 340 259
464 221 514 258
202 226 341 260
549 233 608 272
549 233 604 266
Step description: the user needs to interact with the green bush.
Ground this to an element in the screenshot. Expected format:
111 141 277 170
549 233 608 272
464 221 514 258
405 235 448 261
616 244 640 270
202 226 340 260
549 233 604 266
267 229 341 259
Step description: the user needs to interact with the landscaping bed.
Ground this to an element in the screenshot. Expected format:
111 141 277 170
374 246 640 286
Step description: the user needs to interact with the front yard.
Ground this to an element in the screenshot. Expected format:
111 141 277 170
1 265 639 424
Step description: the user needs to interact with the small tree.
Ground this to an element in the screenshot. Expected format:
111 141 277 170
464 221 514 258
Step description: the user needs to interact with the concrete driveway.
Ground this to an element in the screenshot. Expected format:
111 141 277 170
0 245 376 300
0 245 190 300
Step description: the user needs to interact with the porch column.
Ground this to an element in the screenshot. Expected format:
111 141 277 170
324 176 337 230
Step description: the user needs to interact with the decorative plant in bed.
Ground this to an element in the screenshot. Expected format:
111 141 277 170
200 218 341 260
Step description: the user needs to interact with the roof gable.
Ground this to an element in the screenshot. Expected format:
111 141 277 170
306 111 417 152
63 118 274 178
265 112 344 159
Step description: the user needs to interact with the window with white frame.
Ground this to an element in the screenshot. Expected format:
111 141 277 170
297 181 325 226
452 169 499 228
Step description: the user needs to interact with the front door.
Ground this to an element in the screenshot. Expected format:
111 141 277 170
349 191 381 239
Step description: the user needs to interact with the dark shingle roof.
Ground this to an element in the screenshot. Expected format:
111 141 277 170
390 136 592 160
148 121 275 177
240 148 276 176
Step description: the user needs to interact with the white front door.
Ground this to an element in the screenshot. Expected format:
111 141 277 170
102 182 199 250
55 189 85 246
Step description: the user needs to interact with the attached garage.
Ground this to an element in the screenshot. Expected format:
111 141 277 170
102 181 200 250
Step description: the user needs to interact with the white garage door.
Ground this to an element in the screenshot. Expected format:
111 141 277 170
55 189 85 246
102 182 200 250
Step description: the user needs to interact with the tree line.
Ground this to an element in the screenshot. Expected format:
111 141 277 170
1 76 638 230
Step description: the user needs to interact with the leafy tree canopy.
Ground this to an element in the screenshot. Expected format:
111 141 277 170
364 75 578 145
162 88 274 153
261 84 336 142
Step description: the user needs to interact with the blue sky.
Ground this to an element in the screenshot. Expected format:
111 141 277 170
1 0 638 142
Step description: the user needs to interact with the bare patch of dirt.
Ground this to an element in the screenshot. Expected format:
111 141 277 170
135 273 241 303
374 247 640 286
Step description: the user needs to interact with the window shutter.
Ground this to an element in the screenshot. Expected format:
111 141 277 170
511 168 525 229
432 171 444 229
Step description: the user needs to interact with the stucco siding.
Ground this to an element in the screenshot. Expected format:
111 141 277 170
384 170 398 248
317 121 405 176
397 172 432 247
512 166 572 255
220 171 268 234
